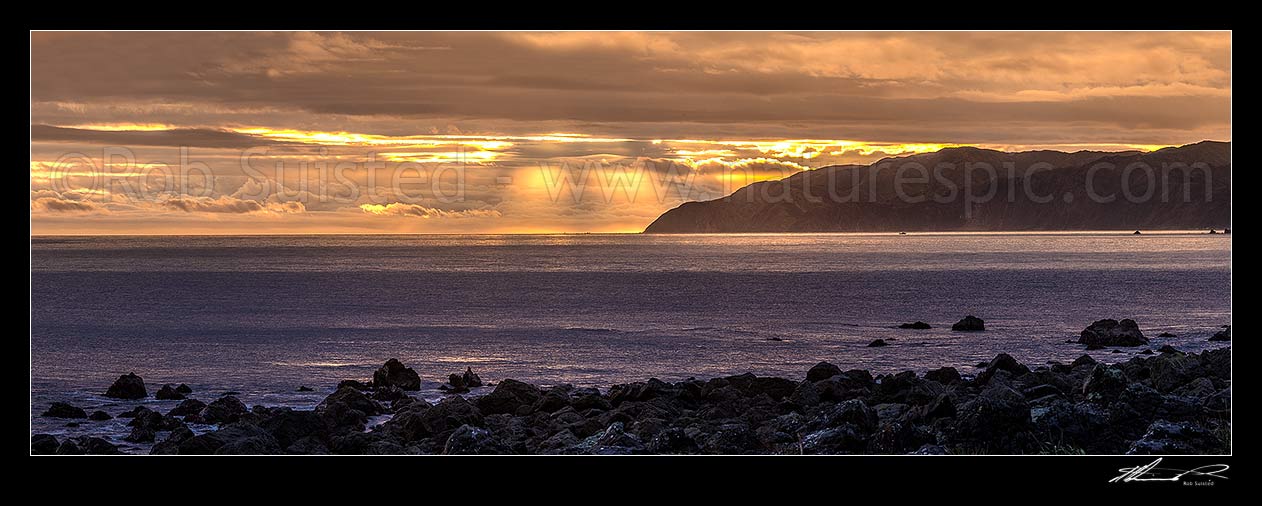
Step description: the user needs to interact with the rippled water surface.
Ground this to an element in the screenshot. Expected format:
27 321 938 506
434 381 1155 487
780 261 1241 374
30 232 1232 452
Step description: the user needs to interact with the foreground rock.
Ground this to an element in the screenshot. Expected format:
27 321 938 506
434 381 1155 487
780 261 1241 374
1079 318 1148 347
104 372 147 399
41 348 1231 455
951 316 985 331
42 402 87 419
1209 326 1230 342
373 359 422 391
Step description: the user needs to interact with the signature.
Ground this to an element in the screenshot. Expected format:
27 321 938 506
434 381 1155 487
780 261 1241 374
1110 458 1229 483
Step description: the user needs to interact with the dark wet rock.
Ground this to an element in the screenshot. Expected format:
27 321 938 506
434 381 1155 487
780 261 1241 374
124 425 156 443
371 384 408 402
315 386 382 433
56 440 83 455
533 387 572 413
154 384 186 400
297 385 314 392
1082 365 1129 402
32 434 59 454
1157 332 1176 338
150 427 194 454
258 408 327 450
476 379 542 415
801 425 865 454
806 361 843 382
444 373 470 393
867 339 888 347
1071 355 1097 368
442 425 508 454
168 398 207 418
1078 318 1147 347
923 367 962 385
950 384 1031 451
462 367 483 388
975 353 1031 385
175 384 193 394
1209 326 1231 342
1203 387 1231 416
911 444 948 455
210 422 283 455
104 372 147 399
789 380 821 407
337 379 370 391
88 410 112 421
572 391 612 411
286 436 331 455
1140 349 1153 355
65 422 81 428
648 427 699 454
200 395 249 425
821 399 879 433
904 394 956 424
766 337 784 341
574 422 645 455
373 358 422 391
701 423 760 454
42 402 87 419
1127 420 1225 455
1157 345 1182 354
951 315 985 331
899 321 932 329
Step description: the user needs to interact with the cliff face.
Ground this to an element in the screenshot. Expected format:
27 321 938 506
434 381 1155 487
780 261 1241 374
644 141 1231 233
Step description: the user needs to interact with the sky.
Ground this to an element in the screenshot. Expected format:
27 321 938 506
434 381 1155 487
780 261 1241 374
30 31 1231 234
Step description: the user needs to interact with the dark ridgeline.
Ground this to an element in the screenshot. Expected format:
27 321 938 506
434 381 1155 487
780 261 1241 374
644 141 1231 233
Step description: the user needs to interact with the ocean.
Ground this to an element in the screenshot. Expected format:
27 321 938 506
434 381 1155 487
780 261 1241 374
30 232 1232 452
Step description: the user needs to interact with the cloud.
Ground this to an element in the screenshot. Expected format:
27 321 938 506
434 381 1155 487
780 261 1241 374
161 195 306 214
31 195 104 213
359 202 501 219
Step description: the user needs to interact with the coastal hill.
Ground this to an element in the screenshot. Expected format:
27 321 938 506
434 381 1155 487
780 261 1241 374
643 141 1231 233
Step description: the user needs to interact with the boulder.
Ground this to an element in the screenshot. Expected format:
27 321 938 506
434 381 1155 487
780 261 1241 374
1209 326 1231 342
32 434 59 455
867 339 888 347
574 421 645 455
150 427 195 454
210 422 283 455
124 425 156 443
42 402 87 419
88 410 112 421
463 367 483 388
475 379 542 415
1157 345 1182 354
950 384 1031 450
297 386 314 392
373 358 422 391
647 427 699 454
155 384 186 400
975 353 1031 385
1082 365 1128 401
258 408 328 450
951 315 985 331
899 321 932 329
445 373 469 393
105 372 147 399
806 361 843 382
1157 332 1176 338
175 384 193 394
168 398 207 418
337 379 370 391
315 386 383 433
1078 319 1148 347
442 425 507 454
1127 420 1225 455
923 367 962 385
200 395 249 424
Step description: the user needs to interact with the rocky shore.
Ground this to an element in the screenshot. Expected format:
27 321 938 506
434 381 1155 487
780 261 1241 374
32 345 1231 455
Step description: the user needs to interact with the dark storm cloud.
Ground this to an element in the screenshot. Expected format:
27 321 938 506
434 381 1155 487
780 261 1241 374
31 125 288 149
